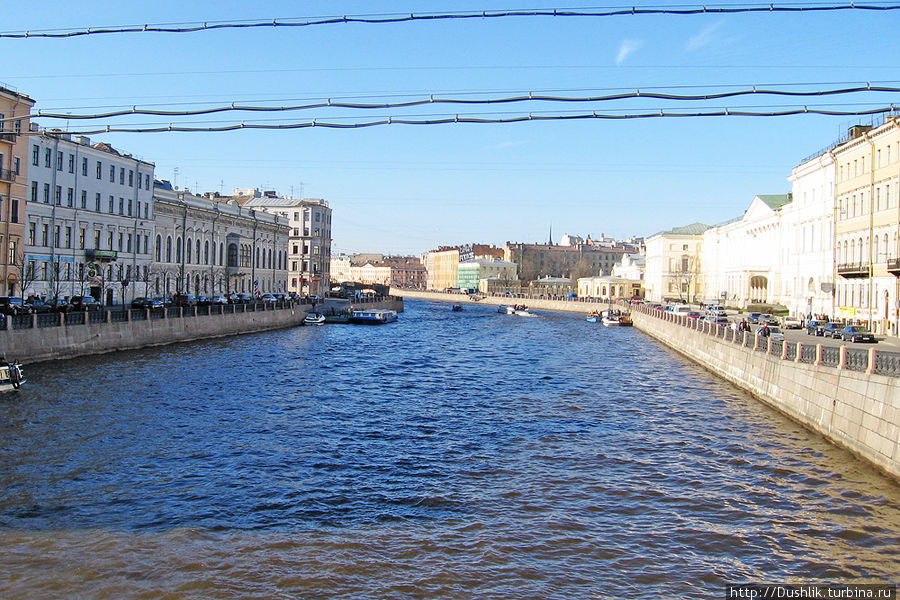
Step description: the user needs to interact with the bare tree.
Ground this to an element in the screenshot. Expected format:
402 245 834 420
9 250 39 298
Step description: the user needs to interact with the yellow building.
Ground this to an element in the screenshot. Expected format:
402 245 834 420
0 86 34 295
833 119 900 334
422 248 460 291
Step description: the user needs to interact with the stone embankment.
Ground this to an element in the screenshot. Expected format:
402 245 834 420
391 288 605 313
2 303 310 364
631 307 899 481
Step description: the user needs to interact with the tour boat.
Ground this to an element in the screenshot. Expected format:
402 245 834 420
601 310 633 327
303 312 326 325
349 309 398 324
499 304 534 316
0 362 26 392
452 304 463 312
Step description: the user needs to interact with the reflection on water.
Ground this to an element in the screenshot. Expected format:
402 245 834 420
0 299 897 598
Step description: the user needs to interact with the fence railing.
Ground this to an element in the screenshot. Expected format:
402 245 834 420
636 304 900 377
0 300 302 332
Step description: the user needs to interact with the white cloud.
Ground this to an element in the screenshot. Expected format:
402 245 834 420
686 21 724 51
616 39 643 65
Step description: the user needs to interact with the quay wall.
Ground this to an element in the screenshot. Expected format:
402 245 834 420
391 288 604 314
631 309 900 481
3 306 309 364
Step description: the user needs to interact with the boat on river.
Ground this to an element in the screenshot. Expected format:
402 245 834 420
499 304 535 317
0 361 26 392
587 311 601 323
349 309 398 324
303 312 326 325
601 309 633 327
452 304 463 312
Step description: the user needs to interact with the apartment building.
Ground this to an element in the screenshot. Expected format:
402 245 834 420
0 86 34 296
153 183 289 297
832 119 900 334
25 132 154 304
644 223 709 303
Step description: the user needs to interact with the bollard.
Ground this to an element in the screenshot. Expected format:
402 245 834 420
866 347 877 375
815 344 822 365
838 346 847 370
795 342 803 363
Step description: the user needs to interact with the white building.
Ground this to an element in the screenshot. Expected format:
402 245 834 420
701 195 791 308
612 253 645 281
25 132 155 304
644 223 710 303
153 183 289 297
241 195 332 297
782 154 835 319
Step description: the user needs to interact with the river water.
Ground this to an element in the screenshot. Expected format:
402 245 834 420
1 299 897 599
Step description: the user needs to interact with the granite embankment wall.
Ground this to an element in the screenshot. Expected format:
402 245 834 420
391 288 604 313
2 305 309 364
631 309 900 480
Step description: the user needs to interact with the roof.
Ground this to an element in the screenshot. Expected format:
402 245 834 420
756 194 792 211
651 222 711 237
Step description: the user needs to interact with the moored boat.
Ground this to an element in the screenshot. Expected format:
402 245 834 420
601 309 633 327
0 361 26 392
587 311 601 323
452 304 463 312
303 312 326 325
349 309 398 324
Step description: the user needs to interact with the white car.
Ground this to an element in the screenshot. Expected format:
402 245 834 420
756 325 785 341
706 305 727 317
782 315 802 329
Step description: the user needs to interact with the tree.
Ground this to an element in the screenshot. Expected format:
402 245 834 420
9 249 39 298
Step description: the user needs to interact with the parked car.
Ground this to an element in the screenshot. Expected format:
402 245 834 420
708 316 730 325
806 320 825 335
176 294 198 307
756 325 785 341
24 299 52 313
686 311 701 319
841 325 876 343
47 298 71 313
747 312 763 324
131 297 156 309
760 314 779 325
260 294 277 303
196 296 211 306
782 315 802 329
69 295 102 311
211 295 229 305
821 322 843 338
0 296 31 316
237 293 252 304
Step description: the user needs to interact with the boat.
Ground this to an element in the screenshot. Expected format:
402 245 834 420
349 309 398 324
586 311 601 323
452 304 463 312
601 309 633 327
303 312 326 325
0 361 26 392
499 304 534 316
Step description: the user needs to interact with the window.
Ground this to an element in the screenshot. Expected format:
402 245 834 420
166 237 172 262
127 199 132 216
127 233 132 253
30 181 37 202
68 154 74 173
13 157 20 175
107 231 113 250
118 197 124 215
56 150 63 171
128 170 134 186
65 226 72 249
81 190 87 209
31 145 38 166
108 195 114 213
41 224 48 246
44 148 51 167
79 229 85 250
109 164 115 182
96 161 102 179
156 235 162 261
145 174 150 189
54 225 60 248
28 222 35 245
67 188 74 207
95 193 101 212
55 185 62 205
82 157 88 176
94 230 100 250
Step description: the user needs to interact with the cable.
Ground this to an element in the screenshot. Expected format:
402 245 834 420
17 84 900 123
32 105 900 135
3 3 900 39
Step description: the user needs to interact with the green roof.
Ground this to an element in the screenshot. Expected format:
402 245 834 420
666 222 711 236
757 194 792 210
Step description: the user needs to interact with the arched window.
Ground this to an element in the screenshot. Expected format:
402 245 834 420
196 239 201 264
156 235 162 262
176 237 183 263
166 236 172 262
219 242 224 266
227 243 238 267
204 240 209 265
186 237 193 264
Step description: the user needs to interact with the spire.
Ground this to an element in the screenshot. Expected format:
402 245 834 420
548 224 553 246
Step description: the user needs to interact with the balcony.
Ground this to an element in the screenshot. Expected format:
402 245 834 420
837 262 871 278
888 258 900 276
0 167 14 182
0 131 16 143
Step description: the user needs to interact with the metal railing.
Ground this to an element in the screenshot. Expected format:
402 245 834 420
873 351 900 377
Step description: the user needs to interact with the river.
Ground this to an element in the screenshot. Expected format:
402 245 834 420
1 299 897 599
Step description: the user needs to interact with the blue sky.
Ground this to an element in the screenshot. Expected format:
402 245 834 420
4 1 900 254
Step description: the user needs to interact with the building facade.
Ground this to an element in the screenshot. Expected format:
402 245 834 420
832 120 900 334
504 242 627 282
242 195 332 297
0 86 34 296
456 258 517 291
153 184 289 297
25 133 155 304
644 223 709 303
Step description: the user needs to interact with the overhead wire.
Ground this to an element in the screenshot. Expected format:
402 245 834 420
3 3 900 39
13 83 900 123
